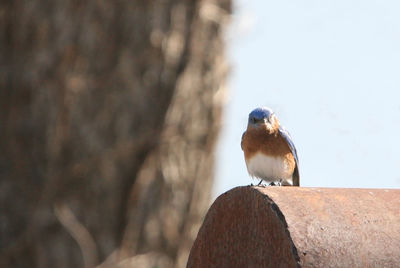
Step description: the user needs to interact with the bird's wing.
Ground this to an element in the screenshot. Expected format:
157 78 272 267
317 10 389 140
278 126 299 164
278 126 300 186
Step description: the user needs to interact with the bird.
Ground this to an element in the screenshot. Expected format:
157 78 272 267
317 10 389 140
241 107 300 186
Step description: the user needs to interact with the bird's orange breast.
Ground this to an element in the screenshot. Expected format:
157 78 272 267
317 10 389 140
241 126 296 172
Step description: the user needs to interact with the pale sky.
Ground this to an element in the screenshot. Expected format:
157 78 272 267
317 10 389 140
214 0 400 197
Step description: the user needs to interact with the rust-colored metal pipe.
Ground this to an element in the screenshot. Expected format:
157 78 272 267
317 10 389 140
187 186 400 267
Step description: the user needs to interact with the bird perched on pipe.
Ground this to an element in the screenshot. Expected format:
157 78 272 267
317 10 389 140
241 107 300 186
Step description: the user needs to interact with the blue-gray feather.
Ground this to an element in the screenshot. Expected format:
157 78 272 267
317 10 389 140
249 107 274 121
278 126 299 166
279 126 300 186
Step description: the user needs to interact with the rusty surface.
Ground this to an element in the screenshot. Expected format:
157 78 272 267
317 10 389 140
187 186 400 268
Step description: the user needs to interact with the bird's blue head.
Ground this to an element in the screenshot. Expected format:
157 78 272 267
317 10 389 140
248 107 278 131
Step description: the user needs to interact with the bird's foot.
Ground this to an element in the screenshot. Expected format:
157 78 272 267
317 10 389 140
268 181 282 186
252 180 267 187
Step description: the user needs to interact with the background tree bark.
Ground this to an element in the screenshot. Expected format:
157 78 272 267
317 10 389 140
0 1 231 267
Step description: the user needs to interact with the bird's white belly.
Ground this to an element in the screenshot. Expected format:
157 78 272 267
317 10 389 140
246 153 293 185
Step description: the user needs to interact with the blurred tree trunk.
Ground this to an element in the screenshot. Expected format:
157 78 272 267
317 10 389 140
0 1 230 268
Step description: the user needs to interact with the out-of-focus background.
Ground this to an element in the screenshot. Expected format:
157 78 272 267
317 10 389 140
1 1 230 267
2 1 400 267
214 0 400 197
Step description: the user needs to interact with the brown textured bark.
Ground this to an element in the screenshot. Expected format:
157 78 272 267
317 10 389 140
0 1 231 267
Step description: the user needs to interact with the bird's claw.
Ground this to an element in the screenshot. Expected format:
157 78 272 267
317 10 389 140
268 181 282 186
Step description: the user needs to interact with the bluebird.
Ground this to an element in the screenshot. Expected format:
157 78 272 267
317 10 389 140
241 107 300 186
